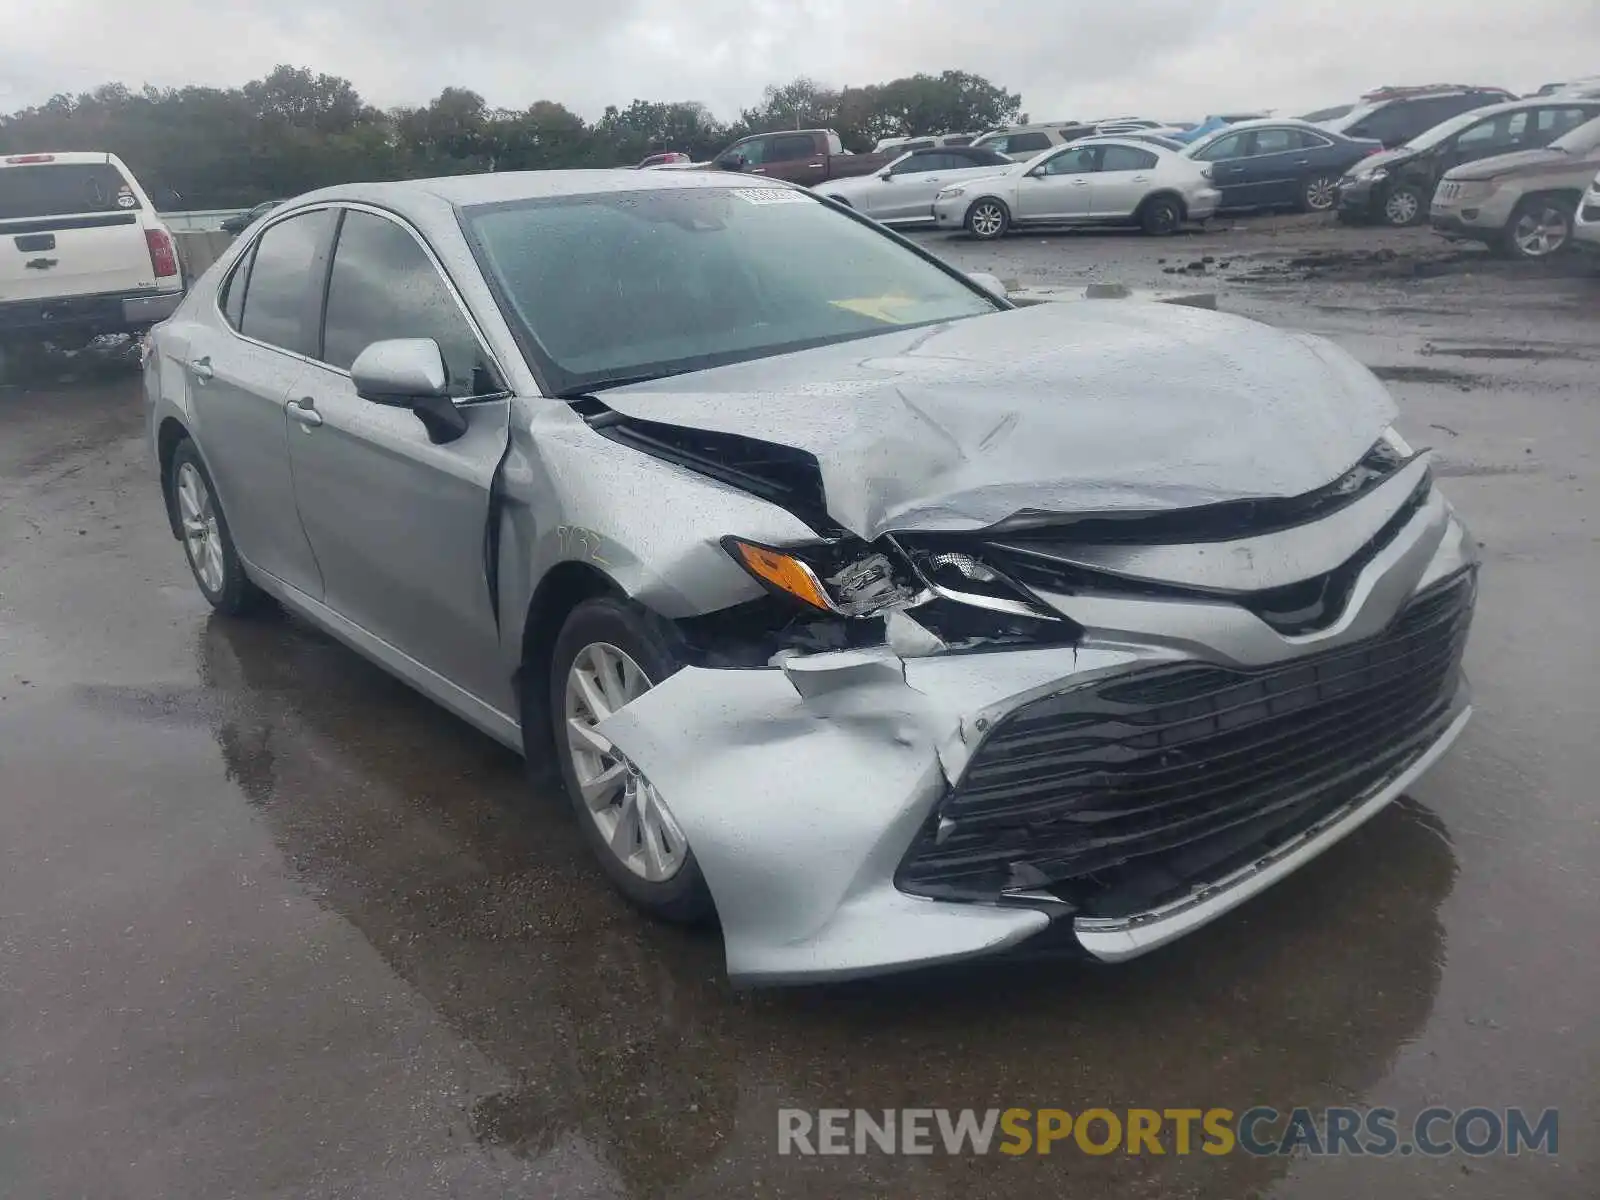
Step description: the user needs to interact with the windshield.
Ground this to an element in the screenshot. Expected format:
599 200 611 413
0 161 140 220
1551 114 1600 153
464 185 1001 394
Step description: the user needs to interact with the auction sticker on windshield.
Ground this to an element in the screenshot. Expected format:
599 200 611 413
732 188 812 204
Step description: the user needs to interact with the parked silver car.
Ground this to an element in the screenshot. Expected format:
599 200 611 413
821 145 1015 225
931 137 1221 238
1574 166 1600 253
146 170 1477 984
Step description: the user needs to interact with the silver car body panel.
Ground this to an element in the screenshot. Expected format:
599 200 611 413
595 302 1396 539
144 169 1476 984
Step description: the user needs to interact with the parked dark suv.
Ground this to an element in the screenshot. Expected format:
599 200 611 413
1334 97 1600 225
1320 87 1515 149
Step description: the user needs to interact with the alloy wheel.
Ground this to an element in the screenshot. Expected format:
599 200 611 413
563 641 687 882
1304 176 1337 211
1384 188 1420 225
969 202 1005 237
175 461 225 595
1512 206 1570 258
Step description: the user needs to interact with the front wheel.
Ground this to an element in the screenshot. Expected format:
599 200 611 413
549 597 714 922
1140 196 1182 236
965 198 1010 240
1300 174 1338 213
1500 197 1575 260
1380 184 1425 227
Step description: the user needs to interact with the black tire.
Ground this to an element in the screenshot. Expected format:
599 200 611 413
167 439 263 616
1299 173 1338 213
548 597 714 923
1140 195 1183 236
965 197 1010 240
1498 196 1576 260
1379 183 1425 227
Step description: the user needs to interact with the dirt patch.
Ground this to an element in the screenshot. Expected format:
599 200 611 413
1369 364 1489 389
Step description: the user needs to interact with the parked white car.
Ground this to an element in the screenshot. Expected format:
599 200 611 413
931 137 1220 239
820 145 1016 225
0 151 183 372
1573 165 1600 254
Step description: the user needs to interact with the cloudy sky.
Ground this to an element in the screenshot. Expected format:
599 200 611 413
3 0 1598 122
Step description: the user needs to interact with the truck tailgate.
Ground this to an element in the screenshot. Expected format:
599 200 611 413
1 213 158 302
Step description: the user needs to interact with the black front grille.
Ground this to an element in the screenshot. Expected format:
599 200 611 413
896 570 1474 916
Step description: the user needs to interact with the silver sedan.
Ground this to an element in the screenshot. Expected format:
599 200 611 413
820 145 1016 225
932 137 1222 238
146 169 1476 983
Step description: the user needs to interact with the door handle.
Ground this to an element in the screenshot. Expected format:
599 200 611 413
1131 175 1149 182
807 161 824 168
287 397 323 428
1295 158 1310 165
189 356 213 382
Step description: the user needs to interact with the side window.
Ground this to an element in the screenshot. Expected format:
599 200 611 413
1098 145 1158 172
218 248 251 330
1535 107 1592 138
1250 128 1298 156
320 210 492 398
889 154 930 176
768 135 817 162
734 138 766 166
965 148 1012 167
1007 132 1052 154
1349 105 1409 144
1041 146 1098 175
1294 129 1333 149
1453 115 1518 153
1191 132 1246 161
237 209 335 355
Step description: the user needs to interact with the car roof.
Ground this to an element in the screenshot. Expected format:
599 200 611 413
290 168 791 213
1194 117 1338 136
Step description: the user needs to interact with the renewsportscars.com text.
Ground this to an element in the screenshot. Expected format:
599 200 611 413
777 1106 1559 1158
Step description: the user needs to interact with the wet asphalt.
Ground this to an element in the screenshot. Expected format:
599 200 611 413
2 219 1597 1198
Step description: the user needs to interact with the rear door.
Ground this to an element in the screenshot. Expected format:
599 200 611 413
1085 144 1161 217
187 207 335 598
285 206 513 712
763 133 827 186
0 156 155 302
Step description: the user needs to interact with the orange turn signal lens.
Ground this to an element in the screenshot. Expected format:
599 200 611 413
725 539 835 611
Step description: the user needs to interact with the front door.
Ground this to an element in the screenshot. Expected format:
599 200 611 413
1190 131 1251 208
284 207 513 712
189 208 336 597
1013 145 1099 222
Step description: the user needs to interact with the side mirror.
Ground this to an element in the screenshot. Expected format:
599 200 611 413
351 338 467 444
967 272 1008 300
878 169 893 180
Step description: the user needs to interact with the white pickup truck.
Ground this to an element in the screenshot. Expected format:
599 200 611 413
1 151 183 372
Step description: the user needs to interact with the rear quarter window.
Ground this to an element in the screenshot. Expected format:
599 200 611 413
0 161 140 220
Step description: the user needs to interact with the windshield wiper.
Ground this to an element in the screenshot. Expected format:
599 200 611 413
557 369 690 399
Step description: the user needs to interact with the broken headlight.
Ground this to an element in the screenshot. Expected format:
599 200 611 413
722 536 926 618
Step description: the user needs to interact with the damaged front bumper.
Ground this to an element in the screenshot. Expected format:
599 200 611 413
599 482 1479 985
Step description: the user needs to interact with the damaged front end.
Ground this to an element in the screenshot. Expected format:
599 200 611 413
582 400 1477 984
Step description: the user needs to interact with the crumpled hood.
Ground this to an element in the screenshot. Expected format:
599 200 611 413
599 301 1396 539
1444 146 1589 182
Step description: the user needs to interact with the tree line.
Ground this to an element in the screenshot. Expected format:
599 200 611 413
0 65 1024 210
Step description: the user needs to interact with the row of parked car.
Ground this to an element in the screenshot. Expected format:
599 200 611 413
675 83 1600 259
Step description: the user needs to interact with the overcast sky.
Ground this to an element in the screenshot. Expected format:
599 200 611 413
3 0 1598 123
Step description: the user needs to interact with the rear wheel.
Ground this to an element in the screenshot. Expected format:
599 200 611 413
1500 197 1575 260
965 198 1010 240
549 597 713 923
1380 184 1425 227
1299 173 1338 213
1139 195 1183 236
168 440 263 615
